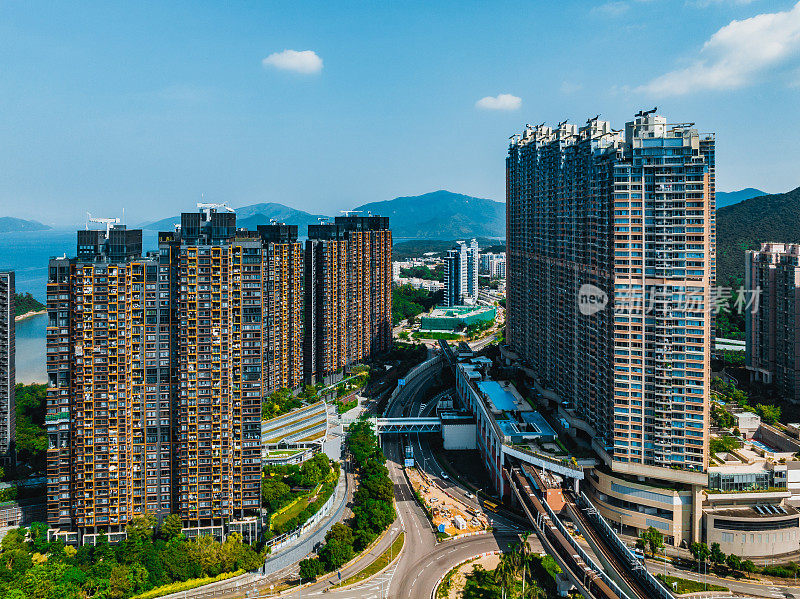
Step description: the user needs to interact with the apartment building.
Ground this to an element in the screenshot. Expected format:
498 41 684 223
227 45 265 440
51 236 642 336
304 216 392 384
0 272 14 460
746 242 800 403
47 226 165 544
481 253 506 280
46 208 307 544
443 239 479 307
506 112 715 544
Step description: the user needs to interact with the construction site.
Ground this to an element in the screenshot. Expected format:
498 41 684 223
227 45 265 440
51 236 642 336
406 467 488 536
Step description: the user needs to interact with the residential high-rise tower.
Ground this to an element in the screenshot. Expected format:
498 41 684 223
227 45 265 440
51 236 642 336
746 242 800 403
47 208 307 544
0 271 14 461
506 112 715 544
304 216 392 384
443 239 479 307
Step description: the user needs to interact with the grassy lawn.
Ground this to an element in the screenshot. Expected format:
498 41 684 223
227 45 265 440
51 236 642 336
270 485 320 531
330 533 405 589
412 331 462 340
657 574 729 594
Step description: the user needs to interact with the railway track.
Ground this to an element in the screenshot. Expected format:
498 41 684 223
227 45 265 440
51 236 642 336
564 491 652 599
507 467 623 599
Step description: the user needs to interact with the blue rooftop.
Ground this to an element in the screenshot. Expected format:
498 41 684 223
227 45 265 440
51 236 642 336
520 411 557 438
477 380 517 412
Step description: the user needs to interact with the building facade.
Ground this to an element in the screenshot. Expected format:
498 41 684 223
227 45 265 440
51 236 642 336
0 272 14 460
443 240 479 307
304 216 392 384
506 112 715 542
745 243 800 403
46 208 316 544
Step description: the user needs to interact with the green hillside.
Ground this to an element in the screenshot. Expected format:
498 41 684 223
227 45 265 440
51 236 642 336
716 186 800 285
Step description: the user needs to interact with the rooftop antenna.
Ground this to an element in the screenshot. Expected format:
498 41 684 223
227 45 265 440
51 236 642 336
197 201 234 213
86 212 121 236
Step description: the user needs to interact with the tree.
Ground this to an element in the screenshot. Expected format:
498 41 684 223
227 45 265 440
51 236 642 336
755 403 781 425
726 553 742 573
125 514 155 545
640 527 664 558
299 558 325 580
742 559 757 574
261 477 291 512
690 541 711 580
515 532 535 599
690 541 710 564
160 514 183 540
319 538 353 571
325 523 354 548
710 542 726 572
494 553 516 599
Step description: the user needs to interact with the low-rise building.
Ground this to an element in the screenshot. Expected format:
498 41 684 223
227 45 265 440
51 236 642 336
702 441 800 558
419 305 495 332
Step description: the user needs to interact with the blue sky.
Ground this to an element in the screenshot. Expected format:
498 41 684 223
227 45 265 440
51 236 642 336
1 0 799 225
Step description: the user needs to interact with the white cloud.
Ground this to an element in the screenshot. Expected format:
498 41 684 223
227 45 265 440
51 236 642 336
592 1 630 16
560 81 583 95
262 49 323 74
475 94 522 111
637 2 800 95
691 0 755 7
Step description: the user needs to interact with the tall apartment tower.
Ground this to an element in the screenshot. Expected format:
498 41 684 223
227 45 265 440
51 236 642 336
507 112 714 542
304 216 392 384
0 272 15 460
47 226 167 544
467 239 479 299
443 240 479 306
47 209 304 544
746 243 800 403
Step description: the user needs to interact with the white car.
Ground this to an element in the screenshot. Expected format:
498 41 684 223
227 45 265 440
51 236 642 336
441 472 449 479
465 492 475 499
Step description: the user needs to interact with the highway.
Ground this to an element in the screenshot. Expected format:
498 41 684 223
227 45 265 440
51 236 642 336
182 348 529 599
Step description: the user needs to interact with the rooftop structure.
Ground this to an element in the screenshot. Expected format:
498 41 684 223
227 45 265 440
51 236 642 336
419 305 495 332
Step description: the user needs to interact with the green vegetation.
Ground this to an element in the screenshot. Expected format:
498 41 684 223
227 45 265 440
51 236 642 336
298 420 395 579
755 403 781 425
656 574 728 595
262 453 338 535
335 368 370 411
458 543 554 599
13 384 47 476
261 387 302 420
13 292 45 317
711 402 735 430
131 569 244 599
635 527 664 558
392 284 441 326
399 265 443 282
711 377 783 425
412 331 461 340
716 185 800 290
330 532 404 589
709 434 742 455
0 517 263 599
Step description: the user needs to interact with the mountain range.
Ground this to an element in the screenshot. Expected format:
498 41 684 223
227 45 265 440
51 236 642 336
144 202 328 233
717 186 800 285
143 190 505 239
0 217 50 233
716 188 766 208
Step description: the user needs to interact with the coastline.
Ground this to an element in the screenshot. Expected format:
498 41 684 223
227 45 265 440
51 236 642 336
15 309 46 322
